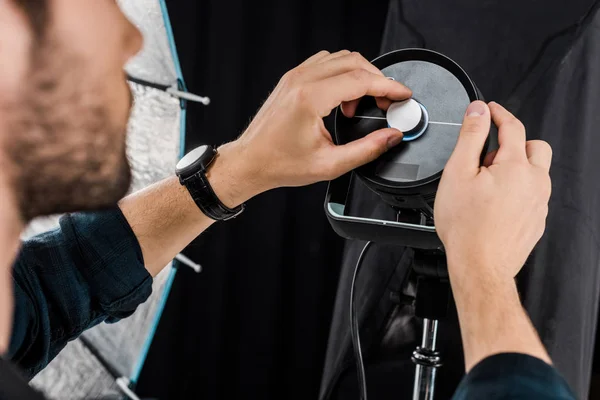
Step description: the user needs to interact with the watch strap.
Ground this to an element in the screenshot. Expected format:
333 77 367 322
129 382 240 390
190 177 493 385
181 171 245 221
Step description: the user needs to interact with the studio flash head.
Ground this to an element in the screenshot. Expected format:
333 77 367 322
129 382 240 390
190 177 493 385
325 48 497 250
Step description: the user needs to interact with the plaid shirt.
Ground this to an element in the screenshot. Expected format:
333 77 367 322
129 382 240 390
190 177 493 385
7 208 152 379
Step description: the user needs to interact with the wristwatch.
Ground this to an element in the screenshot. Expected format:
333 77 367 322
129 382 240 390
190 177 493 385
175 145 245 221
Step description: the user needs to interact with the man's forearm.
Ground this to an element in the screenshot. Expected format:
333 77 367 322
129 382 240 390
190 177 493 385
118 142 258 277
450 259 552 372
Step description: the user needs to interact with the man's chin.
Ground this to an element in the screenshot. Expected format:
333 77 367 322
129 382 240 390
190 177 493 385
18 160 132 222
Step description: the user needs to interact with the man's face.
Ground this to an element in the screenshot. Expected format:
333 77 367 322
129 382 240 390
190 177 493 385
0 0 143 221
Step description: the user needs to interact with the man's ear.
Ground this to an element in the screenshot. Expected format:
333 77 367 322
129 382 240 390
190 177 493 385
0 1 33 102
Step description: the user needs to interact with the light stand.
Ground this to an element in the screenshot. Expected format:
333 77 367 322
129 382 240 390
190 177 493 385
411 251 450 400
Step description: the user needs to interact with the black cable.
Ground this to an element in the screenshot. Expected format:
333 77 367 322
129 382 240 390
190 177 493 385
350 241 373 400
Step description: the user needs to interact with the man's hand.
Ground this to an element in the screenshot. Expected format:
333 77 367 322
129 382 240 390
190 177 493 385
435 101 552 286
121 50 411 276
434 100 553 371
210 50 412 207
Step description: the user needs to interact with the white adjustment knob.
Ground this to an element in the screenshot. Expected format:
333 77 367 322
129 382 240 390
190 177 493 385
386 99 422 133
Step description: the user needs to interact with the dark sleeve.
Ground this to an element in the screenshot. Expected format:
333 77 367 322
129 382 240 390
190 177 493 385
452 353 576 400
7 208 153 379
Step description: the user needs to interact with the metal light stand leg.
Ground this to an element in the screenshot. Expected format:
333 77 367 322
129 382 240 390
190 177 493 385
411 251 450 400
412 318 442 400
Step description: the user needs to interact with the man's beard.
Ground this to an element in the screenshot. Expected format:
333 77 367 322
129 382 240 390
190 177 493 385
5 39 133 222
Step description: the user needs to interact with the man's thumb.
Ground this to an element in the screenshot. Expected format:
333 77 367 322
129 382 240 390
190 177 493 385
330 128 403 176
445 101 491 175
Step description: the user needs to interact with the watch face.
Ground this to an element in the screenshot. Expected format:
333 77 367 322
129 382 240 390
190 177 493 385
177 145 208 170
176 145 216 178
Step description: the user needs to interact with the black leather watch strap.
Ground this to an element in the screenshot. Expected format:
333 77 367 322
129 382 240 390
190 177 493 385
181 171 245 221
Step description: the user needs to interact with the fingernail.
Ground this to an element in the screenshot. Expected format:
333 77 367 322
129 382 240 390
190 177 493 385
466 101 486 117
387 134 403 149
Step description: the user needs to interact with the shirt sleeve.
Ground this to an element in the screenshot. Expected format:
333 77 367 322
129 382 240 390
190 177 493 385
7 208 153 379
452 353 577 400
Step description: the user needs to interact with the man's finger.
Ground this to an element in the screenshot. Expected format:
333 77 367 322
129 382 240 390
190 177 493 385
526 140 553 171
325 128 403 177
489 102 527 163
299 50 331 67
318 49 352 63
340 100 361 118
341 95 396 118
312 69 412 117
307 52 383 83
375 97 394 112
445 101 491 176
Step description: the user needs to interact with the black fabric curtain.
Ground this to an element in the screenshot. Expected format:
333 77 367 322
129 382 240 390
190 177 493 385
135 1 389 399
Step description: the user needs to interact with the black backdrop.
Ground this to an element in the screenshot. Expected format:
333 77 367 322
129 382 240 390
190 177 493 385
136 1 389 399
